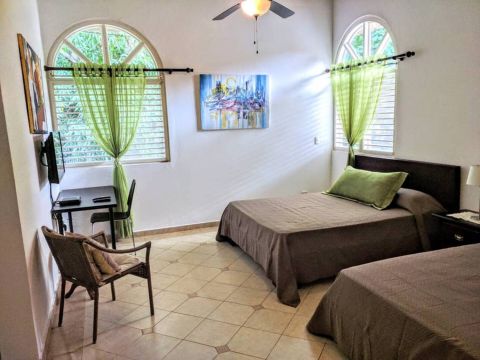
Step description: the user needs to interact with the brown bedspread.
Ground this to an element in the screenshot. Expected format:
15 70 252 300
307 244 480 360
217 192 429 306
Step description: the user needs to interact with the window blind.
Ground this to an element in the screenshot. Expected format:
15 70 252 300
51 78 168 166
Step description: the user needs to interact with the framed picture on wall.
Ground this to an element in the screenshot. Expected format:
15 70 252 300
199 74 269 130
17 34 48 134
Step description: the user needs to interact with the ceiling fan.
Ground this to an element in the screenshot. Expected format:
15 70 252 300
213 0 295 21
213 0 295 54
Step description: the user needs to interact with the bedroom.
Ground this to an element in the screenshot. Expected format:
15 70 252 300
0 0 479 359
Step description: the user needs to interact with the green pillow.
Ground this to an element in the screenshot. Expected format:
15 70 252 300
325 166 408 210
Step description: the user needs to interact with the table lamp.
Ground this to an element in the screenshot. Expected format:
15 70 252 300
466 165 480 220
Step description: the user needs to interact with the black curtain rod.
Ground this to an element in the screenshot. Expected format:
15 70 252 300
44 65 194 74
324 51 416 74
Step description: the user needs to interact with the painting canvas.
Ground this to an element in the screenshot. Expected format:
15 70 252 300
200 74 269 130
18 34 48 134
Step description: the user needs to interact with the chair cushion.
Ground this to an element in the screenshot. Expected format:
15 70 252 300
111 253 141 272
64 231 103 282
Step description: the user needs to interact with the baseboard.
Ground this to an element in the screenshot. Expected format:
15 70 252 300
134 221 220 238
39 277 61 360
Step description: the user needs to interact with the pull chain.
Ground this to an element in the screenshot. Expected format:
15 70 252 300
254 16 259 54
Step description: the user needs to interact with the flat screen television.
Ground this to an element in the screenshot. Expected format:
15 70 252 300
42 131 65 184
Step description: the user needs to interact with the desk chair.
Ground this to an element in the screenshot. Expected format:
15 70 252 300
41 227 154 343
91 180 136 248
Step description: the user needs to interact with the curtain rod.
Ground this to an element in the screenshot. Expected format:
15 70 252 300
324 51 415 74
44 66 194 74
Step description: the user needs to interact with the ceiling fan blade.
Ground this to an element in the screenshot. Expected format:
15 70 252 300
269 1 295 18
213 3 241 20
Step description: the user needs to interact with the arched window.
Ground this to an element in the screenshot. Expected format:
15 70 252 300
47 21 170 165
334 17 397 154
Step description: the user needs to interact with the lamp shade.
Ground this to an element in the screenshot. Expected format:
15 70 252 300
466 165 480 186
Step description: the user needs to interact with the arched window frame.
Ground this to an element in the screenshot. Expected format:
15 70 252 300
46 20 170 167
333 15 398 155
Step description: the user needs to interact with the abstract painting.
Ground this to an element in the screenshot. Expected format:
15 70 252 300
18 34 47 134
200 74 269 130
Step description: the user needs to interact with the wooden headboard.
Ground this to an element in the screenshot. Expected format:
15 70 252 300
355 155 461 212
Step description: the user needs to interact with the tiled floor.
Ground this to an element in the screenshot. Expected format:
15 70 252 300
46 228 349 360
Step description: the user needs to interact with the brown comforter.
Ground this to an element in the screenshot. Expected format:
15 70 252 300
217 190 443 306
307 244 480 360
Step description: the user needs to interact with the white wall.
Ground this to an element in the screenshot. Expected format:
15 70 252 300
0 0 59 358
331 0 480 210
38 0 333 234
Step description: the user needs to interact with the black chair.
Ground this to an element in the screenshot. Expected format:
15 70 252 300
91 179 136 248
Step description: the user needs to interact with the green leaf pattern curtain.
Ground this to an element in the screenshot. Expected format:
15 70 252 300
73 64 146 237
331 59 386 166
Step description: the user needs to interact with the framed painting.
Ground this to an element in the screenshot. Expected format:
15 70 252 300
17 34 48 134
199 74 269 130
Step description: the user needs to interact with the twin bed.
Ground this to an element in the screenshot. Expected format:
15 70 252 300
217 155 460 306
216 155 479 359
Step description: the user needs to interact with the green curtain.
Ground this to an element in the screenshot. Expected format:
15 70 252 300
331 59 386 166
73 64 146 237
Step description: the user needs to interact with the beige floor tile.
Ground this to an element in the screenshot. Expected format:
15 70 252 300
156 250 188 261
118 305 169 329
296 292 324 318
122 333 180 360
80 347 118 359
99 282 131 299
267 335 324 360
191 244 219 255
241 273 275 291
186 319 239 347
197 282 238 301
319 342 349 360
170 242 200 252
186 266 222 281
92 325 142 355
175 297 221 317
153 291 189 311
228 256 260 273
149 258 172 272
115 285 160 306
226 287 269 306
262 292 298 314
178 252 212 265
215 352 263 360
166 277 208 294
153 312 203 339
283 315 325 342
86 301 139 323
47 324 89 356
160 262 196 277
207 302 254 325
245 309 293 334
141 273 181 290
164 340 218 360
213 270 251 286
201 255 237 269
228 327 280 358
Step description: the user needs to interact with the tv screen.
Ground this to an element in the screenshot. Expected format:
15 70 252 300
45 131 65 184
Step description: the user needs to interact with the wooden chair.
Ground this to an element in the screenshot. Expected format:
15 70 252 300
91 179 137 248
41 226 154 344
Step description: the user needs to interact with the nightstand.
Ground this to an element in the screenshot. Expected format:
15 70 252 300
432 210 480 249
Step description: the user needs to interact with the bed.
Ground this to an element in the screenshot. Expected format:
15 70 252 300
216 156 460 306
307 244 480 360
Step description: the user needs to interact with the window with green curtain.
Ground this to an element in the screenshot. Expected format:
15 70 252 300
334 18 397 155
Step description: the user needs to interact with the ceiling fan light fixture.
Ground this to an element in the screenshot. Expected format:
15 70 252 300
241 0 271 17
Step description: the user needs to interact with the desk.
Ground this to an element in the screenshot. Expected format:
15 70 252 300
51 186 118 249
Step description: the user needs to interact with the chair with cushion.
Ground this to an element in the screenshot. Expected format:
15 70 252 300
41 226 154 343
91 179 136 247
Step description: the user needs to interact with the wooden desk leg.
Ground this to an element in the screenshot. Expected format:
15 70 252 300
109 207 116 249
68 212 74 232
